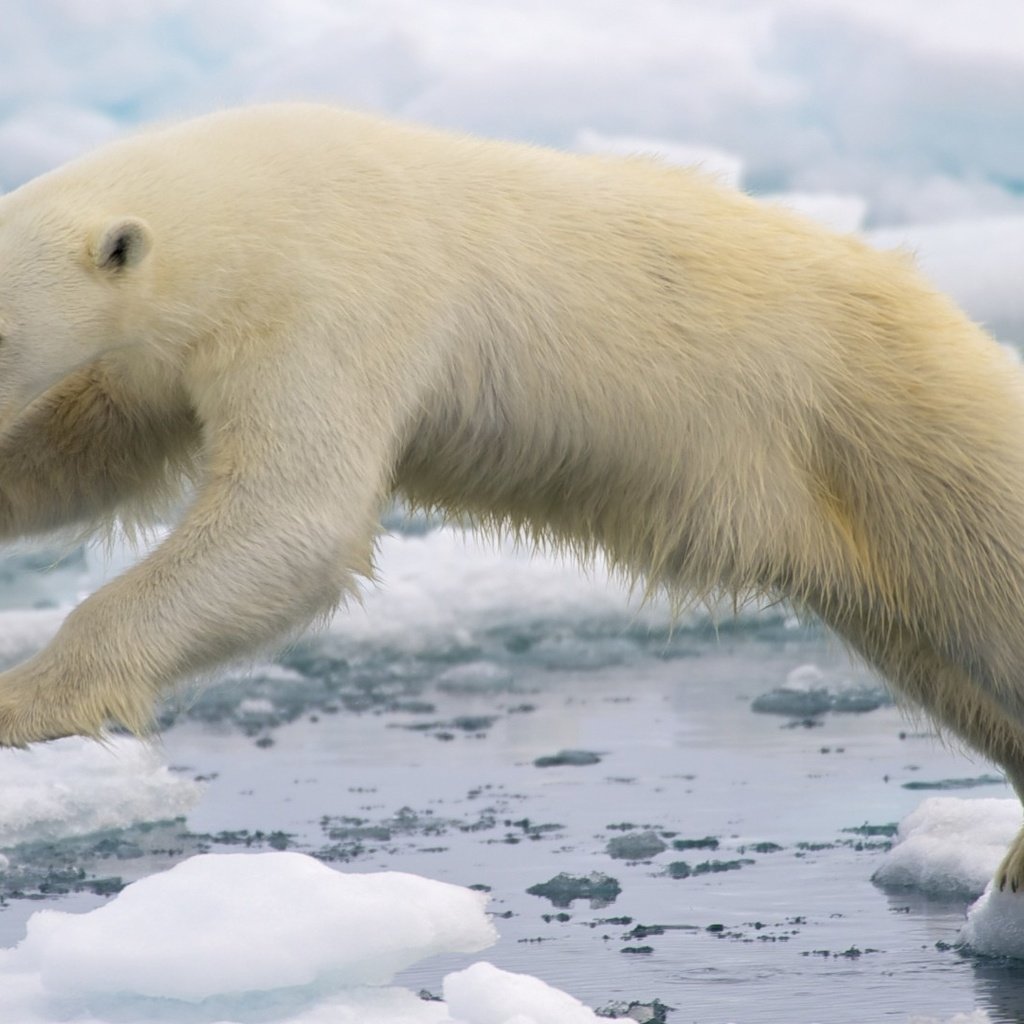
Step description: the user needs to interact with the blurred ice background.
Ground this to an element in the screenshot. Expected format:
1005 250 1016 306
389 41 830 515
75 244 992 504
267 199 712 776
1 1 1024 1022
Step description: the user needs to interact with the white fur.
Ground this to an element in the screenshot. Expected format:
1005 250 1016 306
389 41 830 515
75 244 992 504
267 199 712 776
1 104 1024 887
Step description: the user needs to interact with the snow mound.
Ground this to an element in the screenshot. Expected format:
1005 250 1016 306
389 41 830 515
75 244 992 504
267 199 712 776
329 530 674 650
0 735 200 847
16 852 497 1001
872 797 1020 898
0 852 619 1023
444 961 601 1023
961 883 1024 959
873 797 1024 960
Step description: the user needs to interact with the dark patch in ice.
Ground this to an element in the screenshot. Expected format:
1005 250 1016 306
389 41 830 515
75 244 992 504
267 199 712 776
194 829 293 850
699 914 807 945
901 774 1006 790
319 805 488 861
621 944 654 954
622 923 701 941
671 836 719 851
395 713 498 736
313 796 566 862
506 818 565 841
842 822 898 838
751 687 833 716
159 666 420 735
533 749 603 767
595 998 672 1022
0 792 571 903
0 820 297 902
526 871 622 908
802 946 882 959
751 685 890 717
740 841 784 854
666 858 755 879
149 603 817 743
606 831 668 860
830 690 891 712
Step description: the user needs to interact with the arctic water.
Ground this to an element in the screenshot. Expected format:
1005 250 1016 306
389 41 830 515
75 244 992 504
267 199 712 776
0 529 1020 1023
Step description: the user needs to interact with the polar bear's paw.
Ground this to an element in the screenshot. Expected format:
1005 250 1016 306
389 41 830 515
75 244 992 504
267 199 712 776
0 655 153 748
997 827 1024 893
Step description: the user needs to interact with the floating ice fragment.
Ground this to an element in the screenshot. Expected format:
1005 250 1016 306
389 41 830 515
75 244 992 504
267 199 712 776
750 686 832 717
902 775 1006 791
526 872 621 908
960 883 1024 958
606 831 667 861
873 797 1021 898
666 859 753 879
0 852 625 1023
444 961 602 1024
751 663 890 717
533 749 602 768
14 852 497 1001
0 736 200 847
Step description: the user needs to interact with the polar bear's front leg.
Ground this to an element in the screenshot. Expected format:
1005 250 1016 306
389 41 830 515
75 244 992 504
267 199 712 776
0 645 159 746
0 353 402 746
0 480 368 744
0 469 382 745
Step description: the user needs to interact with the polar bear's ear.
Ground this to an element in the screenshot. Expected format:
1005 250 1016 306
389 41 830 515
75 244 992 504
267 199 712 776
92 217 153 272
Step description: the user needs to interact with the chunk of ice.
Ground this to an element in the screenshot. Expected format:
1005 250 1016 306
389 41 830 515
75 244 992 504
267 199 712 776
444 961 602 1024
961 883 1024 959
0 852 622 1023
0 736 200 847
14 852 498 1001
873 797 1021 899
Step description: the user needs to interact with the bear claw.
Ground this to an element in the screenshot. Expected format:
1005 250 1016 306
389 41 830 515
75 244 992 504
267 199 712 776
996 829 1024 893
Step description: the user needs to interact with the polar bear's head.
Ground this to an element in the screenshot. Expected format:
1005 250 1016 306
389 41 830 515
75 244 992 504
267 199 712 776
0 206 153 423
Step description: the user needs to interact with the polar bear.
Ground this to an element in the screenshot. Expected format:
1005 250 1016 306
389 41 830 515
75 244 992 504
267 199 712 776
2 104 1024 887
